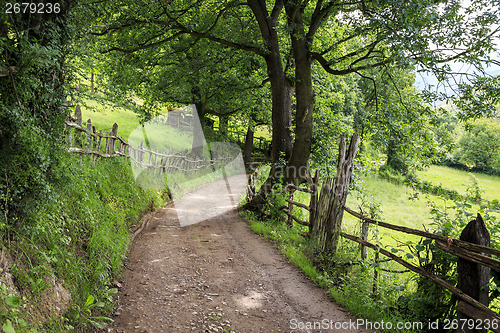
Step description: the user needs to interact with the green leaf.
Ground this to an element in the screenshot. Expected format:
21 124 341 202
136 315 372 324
93 301 105 308
5 296 20 308
419 257 429 263
416 244 425 251
422 238 432 245
85 295 95 307
88 320 107 329
92 316 114 322
406 253 414 259
391 248 400 253
2 319 16 333
107 288 118 295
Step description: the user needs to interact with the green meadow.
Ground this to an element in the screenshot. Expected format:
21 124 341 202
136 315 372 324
418 165 500 202
78 100 193 152
78 100 143 139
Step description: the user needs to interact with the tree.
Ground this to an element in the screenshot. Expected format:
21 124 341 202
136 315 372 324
0 1 74 222
429 108 460 164
359 66 437 173
310 67 361 175
82 18 269 156
455 119 500 174
83 0 500 185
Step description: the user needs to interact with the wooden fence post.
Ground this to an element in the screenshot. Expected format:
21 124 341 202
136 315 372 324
110 123 118 153
139 142 144 163
314 177 334 247
325 133 359 253
306 169 320 233
457 213 491 333
361 220 370 260
92 126 96 149
75 105 82 148
86 119 92 149
97 130 102 152
286 187 295 226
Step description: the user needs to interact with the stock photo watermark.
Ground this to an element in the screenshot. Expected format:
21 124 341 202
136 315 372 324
289 318 499 331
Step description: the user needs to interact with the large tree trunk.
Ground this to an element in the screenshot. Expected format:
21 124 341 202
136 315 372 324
265 48 293 163
248 0 293 164
244 0 294 207
286 3 314 184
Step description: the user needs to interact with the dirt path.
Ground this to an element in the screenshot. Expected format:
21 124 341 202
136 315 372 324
108 178 370 333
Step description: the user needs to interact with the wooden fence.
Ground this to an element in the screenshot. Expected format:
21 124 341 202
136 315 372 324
227 128 270 152
249 133 500 331
65 105 233 173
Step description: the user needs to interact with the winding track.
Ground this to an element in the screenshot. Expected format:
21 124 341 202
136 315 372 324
108 177 370 333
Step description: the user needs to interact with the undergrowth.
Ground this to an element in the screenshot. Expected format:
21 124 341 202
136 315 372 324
1 152 166 332
241 166 500 333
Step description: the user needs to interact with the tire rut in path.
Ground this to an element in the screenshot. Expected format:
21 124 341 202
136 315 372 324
109 185 370 333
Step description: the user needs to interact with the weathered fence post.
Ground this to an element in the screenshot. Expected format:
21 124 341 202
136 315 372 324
75 105 82 148
314 177 334 247
361 220 370 260
286 187 295 226
457 213 491 333
110 123 118 153
86 119 92 149
325 133 360 253
139 142 144 163
153 154 158 174
92 126 97 149
306 169 320 233
97 130 102 152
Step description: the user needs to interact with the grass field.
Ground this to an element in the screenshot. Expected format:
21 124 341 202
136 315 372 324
79 99 144 140
418 165 500 202
78 98 194 152
343 175 437 244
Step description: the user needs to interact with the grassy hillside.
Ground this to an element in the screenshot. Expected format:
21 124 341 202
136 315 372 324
79 99 143 140
418 165 500 201
245 165 500 332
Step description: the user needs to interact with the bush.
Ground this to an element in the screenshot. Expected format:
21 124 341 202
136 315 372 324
454 120 500 175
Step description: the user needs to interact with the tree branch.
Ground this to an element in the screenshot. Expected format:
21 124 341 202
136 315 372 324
311 51 392 75
270 0 284 25
355 70 378 114
103 32 182 54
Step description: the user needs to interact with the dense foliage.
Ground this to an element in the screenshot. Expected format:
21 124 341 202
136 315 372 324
0 1 73 226
0 3 167 331
79 0 500 184
454 119 500 174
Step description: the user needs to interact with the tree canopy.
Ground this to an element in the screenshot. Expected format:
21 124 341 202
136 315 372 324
80 0 500 183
